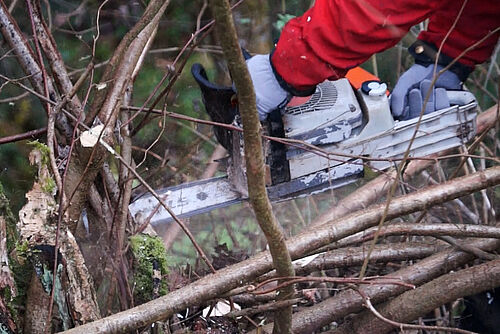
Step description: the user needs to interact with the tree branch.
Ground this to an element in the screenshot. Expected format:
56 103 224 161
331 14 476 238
333 258 500 334
0 0 72 138
63 0 169 227
0 128 47 145
363 223 500 241
61 166 500 334
209 0 295 332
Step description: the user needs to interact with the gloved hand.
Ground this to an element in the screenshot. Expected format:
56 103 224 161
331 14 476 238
390 64 462 120
246 54 290 120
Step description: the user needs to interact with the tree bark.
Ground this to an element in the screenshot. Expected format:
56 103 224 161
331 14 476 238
0 188 16 333
209 0 295 333
277 242 445 277
332 258 500 334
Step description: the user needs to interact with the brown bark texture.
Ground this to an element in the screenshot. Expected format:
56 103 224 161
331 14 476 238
209 0 295 333
62 166 500 334
333 258 500 334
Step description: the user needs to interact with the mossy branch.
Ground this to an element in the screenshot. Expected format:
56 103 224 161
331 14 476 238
209 0 295 332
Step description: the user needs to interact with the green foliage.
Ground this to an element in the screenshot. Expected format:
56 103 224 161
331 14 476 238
129 234 169 304
273 13 296 32
168 206 263 267
26 141 56 195
41 177 56 195
15 241 40 261
0 184 33 328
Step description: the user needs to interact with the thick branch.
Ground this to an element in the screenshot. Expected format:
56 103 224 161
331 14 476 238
0 1 72 138
0 1 48 96
62 166 500 334
29 0 85 119
365 223 500 240
289 242 444 277
85 0 170 124
333 258 500 334
63 0 169 226
209 0 294 333
258 235 500 334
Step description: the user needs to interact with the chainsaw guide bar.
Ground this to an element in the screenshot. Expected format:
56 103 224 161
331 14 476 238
129 64 477 226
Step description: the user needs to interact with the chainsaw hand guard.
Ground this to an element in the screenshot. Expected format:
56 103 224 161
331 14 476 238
191 63 238 150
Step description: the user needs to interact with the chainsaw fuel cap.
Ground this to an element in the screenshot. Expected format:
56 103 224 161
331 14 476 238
361 80 387 96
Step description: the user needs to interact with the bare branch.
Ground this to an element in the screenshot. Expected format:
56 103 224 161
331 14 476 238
363 223 500 240
351 295 476 334
63 0 170 226
28 0 85 118
62 166 500 334
272 242 444 278
333 258 500 334
210 0 295 332
0 127 47 145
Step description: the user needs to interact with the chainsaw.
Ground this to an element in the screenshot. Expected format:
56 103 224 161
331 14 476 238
129 64 477 225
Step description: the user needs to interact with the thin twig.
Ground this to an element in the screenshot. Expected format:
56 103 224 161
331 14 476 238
437 235 497 261
226 298 303 319
125 0 245 134
0 91 30 103
123 106 500 165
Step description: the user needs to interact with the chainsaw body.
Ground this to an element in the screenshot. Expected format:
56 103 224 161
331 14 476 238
129 65 477 225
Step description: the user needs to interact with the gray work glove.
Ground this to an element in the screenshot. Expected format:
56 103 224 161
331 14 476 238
390 64 461 120
246 54 290 121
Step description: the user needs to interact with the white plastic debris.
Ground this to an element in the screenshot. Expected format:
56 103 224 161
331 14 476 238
80 124 104 148
292 253 321 267
202 301 240 317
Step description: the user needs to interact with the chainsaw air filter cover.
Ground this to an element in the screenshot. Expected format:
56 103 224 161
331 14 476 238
282 78 362 145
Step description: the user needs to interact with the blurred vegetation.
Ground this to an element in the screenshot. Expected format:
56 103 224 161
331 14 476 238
0 0 498 271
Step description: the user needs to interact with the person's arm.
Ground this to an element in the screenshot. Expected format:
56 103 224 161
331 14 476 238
251 0 499 119
271 0 444 94
418 0 500 69
390 0 500 119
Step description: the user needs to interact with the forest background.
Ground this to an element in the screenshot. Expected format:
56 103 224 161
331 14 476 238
0 0 499 333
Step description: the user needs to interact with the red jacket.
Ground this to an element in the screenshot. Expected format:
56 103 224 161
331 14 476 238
271 0 500 92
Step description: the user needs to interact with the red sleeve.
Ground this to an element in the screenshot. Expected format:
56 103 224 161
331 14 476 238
271 0 498 92
418 0 500 67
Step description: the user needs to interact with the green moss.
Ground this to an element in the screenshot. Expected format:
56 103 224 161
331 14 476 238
41 176 56 195
27 140 51 167
129 234 169 304
26 141 57 195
